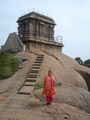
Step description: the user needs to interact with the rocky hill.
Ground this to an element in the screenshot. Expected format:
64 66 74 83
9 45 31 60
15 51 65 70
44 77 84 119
0 49 90 120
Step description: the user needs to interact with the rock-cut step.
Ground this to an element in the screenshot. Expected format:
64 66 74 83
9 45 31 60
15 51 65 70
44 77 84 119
35 58 44 61
18 86 34 95
37 54 44 56
31 66 41 69
34 61 42 63
29 70 39 73
28 74 38 78
24 81 36 86
36 56 44 59
32 64 41 66
18 54 44 95
26 78 36 82
28 75 38 78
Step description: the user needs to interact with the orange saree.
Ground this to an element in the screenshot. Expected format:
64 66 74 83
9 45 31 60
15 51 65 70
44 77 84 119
42 75 56 104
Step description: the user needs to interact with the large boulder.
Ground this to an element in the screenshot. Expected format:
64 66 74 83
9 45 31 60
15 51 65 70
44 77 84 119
33 86 90 113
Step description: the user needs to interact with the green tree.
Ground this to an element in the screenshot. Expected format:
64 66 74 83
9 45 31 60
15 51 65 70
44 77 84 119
0 52 20 79
75 57 83 65
84 59 90 68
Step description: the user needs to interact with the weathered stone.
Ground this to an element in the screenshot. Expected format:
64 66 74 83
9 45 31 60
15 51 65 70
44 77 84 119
0 95 6 101
18 86 34 94
33 86 90 113
17 12 63 51
24 81 36 86
1 32 24 52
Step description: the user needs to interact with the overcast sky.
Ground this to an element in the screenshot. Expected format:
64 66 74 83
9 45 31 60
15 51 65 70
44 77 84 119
0 0 90 60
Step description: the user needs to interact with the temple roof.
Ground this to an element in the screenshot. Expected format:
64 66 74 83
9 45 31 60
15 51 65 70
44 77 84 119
17 11 56 25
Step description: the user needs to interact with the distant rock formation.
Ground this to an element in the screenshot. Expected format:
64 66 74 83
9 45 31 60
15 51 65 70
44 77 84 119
1 32 24 52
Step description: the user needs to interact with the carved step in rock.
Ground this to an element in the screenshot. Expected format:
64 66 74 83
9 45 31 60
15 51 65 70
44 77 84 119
28 76 38 78
18 86 34 95
37 56 44 58
35 54 44 56
28 74 38 78
35 59 43 61
29 70 39 73
32 64 41 66
34 61 42 63
28 73 38 76
37 54 44 56
31 66 41 69
29 68 39 73
26 78 36 82
24 81 36 86
18 54 44 95
36 57 43 59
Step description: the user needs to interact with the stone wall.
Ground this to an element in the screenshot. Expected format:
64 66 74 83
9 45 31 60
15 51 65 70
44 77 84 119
29 41 62 52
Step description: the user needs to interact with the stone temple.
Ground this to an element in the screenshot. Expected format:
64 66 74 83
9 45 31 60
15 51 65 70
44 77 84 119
1 12 63 52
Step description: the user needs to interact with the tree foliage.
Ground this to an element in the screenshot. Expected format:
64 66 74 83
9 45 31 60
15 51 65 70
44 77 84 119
0 52 20 79
75 57 83 65
84 59 90 68
75 57 90 68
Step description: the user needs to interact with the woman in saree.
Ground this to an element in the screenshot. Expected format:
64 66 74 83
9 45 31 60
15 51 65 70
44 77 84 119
42 70 56 105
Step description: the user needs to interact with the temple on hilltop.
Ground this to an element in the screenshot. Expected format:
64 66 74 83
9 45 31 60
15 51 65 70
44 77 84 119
1 12 64 52
17 12 63 52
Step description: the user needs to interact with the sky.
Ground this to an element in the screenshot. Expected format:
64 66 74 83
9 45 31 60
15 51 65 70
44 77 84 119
0 0 90 60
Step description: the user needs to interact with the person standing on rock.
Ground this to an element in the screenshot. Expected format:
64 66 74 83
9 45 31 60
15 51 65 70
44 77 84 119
42 70 56 105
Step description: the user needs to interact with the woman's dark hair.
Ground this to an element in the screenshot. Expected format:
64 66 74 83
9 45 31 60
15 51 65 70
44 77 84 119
48 69 52 74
